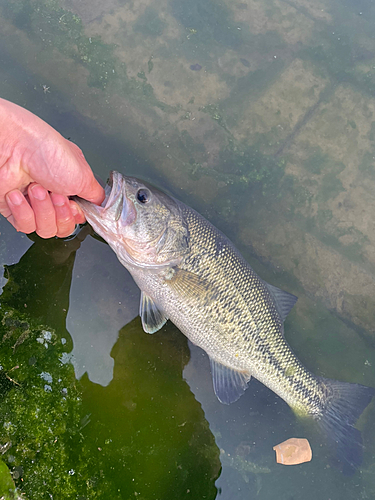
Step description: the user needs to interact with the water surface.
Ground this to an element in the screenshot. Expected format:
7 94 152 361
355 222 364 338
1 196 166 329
0 0 375 498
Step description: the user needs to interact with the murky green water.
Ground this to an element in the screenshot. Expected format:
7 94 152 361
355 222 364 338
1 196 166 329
1 0 375 498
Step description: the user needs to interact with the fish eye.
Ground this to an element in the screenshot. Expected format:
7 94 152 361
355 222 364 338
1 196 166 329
136 188 151 204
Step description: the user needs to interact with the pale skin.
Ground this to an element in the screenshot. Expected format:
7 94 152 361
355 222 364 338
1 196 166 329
0 98 105 238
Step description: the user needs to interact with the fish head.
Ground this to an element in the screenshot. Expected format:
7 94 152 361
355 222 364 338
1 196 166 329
75 171 189 269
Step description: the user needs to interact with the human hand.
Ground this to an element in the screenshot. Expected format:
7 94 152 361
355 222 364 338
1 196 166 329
0 98 105 238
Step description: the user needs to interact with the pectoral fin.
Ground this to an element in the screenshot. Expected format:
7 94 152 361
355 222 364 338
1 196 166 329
209 357 251 404
140 291 168 334
166 268 219 303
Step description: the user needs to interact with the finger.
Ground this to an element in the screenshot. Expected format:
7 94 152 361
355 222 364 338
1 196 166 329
5 189 36 234
77 175 106 205
28 183 57 239
50 193 77 238
69 200 86 225
64 141 105 205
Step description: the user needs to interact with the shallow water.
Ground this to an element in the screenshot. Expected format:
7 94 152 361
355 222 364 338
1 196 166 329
1 0 375 498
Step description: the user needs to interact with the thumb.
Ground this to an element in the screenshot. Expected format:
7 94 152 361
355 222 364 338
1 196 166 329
77 175 105 205
64 139 105 205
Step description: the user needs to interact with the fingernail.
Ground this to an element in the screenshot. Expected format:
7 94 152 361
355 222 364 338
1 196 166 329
7 190 23 206
30 184 47 201
51 194 65 207
71 204 79 217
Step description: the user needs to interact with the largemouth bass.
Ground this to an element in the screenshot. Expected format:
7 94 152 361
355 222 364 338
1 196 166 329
76 171 374 473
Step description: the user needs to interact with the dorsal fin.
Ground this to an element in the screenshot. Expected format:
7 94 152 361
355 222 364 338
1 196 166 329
140 291 168 333
264 282 297 323
209 357 251 404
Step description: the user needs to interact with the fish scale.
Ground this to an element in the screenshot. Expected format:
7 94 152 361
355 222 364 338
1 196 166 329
76 170 374 474
175 206 323 414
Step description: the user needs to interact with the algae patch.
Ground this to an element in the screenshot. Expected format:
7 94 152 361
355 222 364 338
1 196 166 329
0 308 84 498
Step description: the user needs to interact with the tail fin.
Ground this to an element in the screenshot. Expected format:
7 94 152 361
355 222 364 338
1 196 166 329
315 379 374 475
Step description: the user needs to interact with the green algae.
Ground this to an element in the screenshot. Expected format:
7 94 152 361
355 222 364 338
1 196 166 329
0 306 86 498
218 140 286 196
1 0 114 90
0 233 220 499
0 308 220 499
199 104 230 132
160 133 287 206
0 0 177 110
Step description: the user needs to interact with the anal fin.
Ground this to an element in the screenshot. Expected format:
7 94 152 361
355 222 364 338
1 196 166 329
140 291 168 334
209 357 251 404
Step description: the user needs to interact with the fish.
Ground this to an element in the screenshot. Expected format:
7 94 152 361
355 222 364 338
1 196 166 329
75 171 374 474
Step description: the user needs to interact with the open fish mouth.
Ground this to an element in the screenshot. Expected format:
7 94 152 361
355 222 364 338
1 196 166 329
101 171 122 211
75 171 122 213
74 170 128 235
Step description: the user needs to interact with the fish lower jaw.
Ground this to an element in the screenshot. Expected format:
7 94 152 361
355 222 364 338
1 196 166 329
85 217 112 239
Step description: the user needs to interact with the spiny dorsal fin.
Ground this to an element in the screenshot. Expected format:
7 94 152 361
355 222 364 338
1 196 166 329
209 357 251 404
264 282 297 323
140 291 168 334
